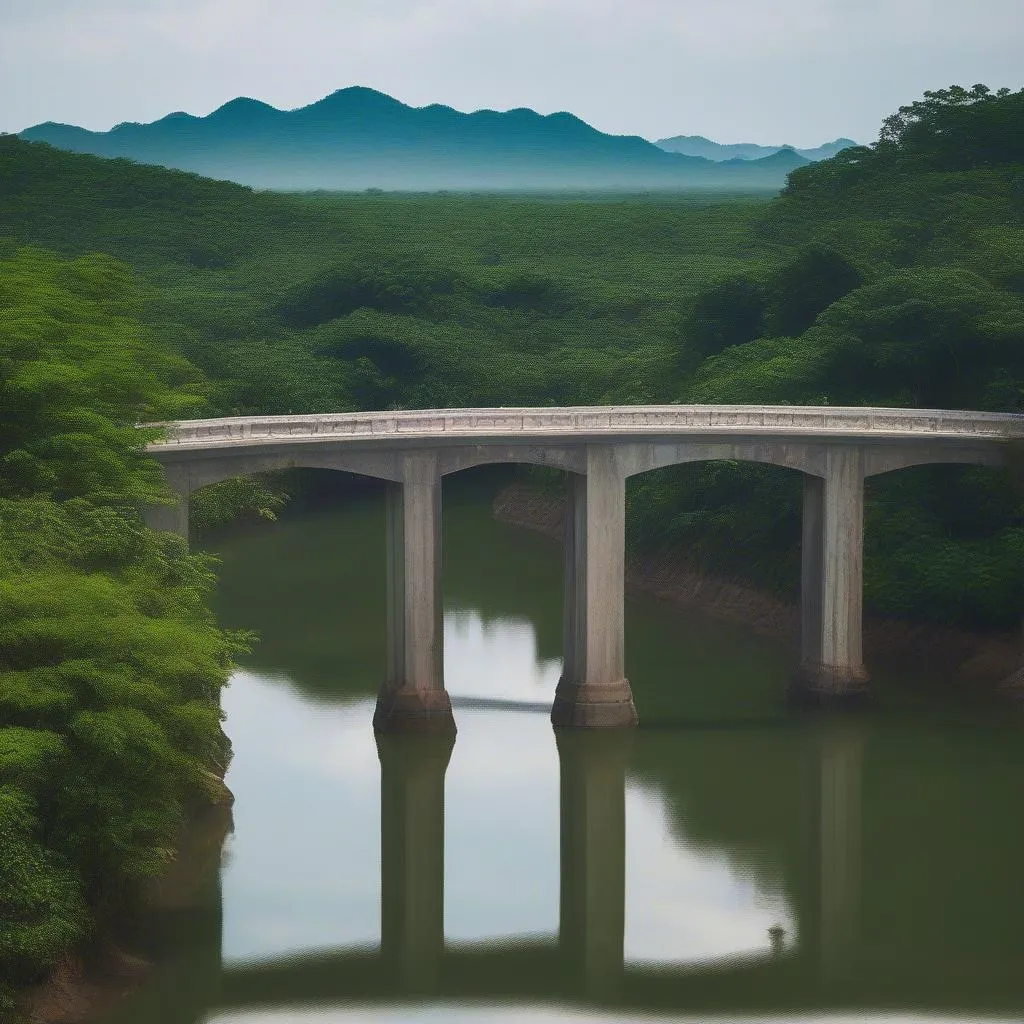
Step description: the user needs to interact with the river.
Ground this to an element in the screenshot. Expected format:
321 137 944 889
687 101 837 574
103 472 1024 1023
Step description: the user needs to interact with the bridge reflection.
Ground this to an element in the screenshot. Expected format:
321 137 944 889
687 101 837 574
125 720 1024 1022
211 726 876 1014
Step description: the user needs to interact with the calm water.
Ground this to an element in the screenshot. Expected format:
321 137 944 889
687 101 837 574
106 475 1024 1023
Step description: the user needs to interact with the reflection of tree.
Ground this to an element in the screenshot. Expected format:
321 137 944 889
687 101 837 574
105 810 227 1024
443 482 565 661
638 714 1024 1001
629 727 813 937
208 494 389 701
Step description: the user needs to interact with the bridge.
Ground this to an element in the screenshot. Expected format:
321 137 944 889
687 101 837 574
144 404 1023 728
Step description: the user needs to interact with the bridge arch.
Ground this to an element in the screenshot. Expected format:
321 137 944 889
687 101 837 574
160 450 405 498
863 444 1006 477
438 445 586 477
617 441 828 479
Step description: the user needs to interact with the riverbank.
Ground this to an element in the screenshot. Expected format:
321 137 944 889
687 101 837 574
493 481 1023 696
19 780 233 1024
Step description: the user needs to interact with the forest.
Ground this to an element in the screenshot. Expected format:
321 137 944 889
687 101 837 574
0 83 1022 1012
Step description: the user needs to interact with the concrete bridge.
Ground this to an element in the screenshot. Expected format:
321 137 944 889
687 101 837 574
144 404 1023 728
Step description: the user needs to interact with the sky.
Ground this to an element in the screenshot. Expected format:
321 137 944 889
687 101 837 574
2 0 1022 146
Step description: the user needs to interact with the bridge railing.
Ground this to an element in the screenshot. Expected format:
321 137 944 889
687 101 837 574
147 405 1024 447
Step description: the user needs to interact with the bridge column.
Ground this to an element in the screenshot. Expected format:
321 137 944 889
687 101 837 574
374 451 455 733
792 446 872 707
552 446 638 728
377 732 455 993
556 730 631 999
141 466 191 547
141 498 190 543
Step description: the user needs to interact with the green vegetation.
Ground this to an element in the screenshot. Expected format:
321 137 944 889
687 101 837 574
0 250 247 1013
2 87 1021 632
635 85 1024 626
0 80 1022 1010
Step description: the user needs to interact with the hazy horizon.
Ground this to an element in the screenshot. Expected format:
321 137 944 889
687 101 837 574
3 0 1021 146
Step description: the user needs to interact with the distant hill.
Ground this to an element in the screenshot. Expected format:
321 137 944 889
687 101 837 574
19 87 803 191
654 134 859 162
720 147 812 172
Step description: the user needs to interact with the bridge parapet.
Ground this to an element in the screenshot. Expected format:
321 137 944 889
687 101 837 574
147 405 1024 449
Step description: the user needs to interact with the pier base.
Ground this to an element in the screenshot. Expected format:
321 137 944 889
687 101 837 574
373 687 456 734
551 678 638 728
141 497 190 546
787 668 874 710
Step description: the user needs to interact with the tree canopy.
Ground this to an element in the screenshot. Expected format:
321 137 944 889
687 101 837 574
0 249 246 1012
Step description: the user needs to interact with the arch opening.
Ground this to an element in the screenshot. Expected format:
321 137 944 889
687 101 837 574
185 466 390 539
624 459 807 603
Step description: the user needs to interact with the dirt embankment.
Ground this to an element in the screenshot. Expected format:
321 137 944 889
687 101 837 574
493 482 1024 695
21 778 233 1024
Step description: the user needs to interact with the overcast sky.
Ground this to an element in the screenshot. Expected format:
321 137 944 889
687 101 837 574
3 0 1022 146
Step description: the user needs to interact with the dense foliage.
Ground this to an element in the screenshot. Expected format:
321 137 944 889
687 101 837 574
0 250 246 1012
634 85 1024 626
0 83 1022 644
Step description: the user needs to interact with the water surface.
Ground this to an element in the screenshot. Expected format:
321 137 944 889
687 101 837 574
106 476 1024 1023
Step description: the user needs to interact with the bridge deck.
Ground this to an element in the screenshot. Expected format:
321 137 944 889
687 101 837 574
146 404 1024 452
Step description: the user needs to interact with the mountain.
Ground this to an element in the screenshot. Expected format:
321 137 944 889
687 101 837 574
19 87 803 191
655 134 859 162
794 138 859 161
720 146 812 172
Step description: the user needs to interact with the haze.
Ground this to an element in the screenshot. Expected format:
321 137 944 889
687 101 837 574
3 0 1022 146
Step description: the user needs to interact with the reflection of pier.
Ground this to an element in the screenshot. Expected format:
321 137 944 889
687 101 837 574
556 730 631 998
813 726 863 986
204 725 1024 1018
377 732 452 993
374 728 632 998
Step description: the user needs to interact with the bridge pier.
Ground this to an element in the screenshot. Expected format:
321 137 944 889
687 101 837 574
141 497 190 544
141 461 191 546
377 731 455 992
374 452 456 734
792 447 872 708
557 729 631 998
552 447 638 728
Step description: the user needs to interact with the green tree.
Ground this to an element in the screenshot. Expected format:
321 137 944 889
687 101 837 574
876 84 1023 170
680 275 766 364
0 249 246 1008
764 245 863 338
0 248 205 502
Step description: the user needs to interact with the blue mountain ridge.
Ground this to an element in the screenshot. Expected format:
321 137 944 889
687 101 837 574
20 86 814 190
654 134 859 162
